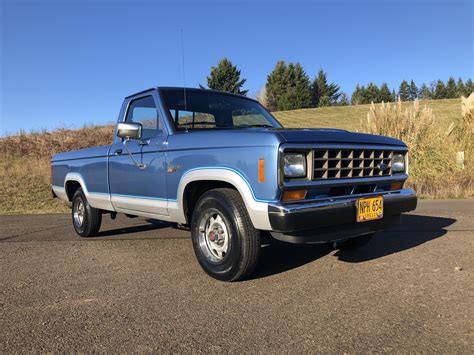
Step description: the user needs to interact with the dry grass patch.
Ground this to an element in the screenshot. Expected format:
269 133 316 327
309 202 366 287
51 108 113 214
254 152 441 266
363 97 473 198
274 98 462 131
1 125 114 214
0 157 69 214
0 125 114 159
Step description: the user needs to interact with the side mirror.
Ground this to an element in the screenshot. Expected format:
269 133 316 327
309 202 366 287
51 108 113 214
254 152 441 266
117 122 142 140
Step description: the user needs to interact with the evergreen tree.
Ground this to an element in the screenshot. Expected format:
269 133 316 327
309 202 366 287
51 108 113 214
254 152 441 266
318 96 330 107
266 61 312 111
278 63 312 111
409 80 418 101
338 92 349 106
456 78 465 97
365 82 380 103
379 83 392 102
445 77 457 99
398 80 410 101
434 79 446 99
418 83 431 100
351 84 365 105
465 79 474 96
207 58 248 95
391 89 397 102
311 69 341 107
265 61 288 111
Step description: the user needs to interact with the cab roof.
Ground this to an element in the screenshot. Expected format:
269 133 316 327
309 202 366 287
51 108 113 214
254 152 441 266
125 87 259 103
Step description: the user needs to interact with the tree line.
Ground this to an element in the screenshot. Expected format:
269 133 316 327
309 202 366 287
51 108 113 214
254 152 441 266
206 58 474 111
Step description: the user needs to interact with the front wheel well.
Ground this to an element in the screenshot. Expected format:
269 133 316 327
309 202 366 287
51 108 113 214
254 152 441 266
183 181 238 224
65 180 82 201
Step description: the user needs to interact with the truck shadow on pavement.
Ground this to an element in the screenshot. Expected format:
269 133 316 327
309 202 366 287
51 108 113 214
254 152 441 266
334 214 456 263
93 220 173 237
251 214 456 280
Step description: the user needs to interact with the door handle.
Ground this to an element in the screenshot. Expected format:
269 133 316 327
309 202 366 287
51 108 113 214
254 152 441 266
114 149 123 155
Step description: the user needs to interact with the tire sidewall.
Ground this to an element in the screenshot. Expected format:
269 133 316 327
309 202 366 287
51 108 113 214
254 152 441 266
191 193 244 281
72 189 90 237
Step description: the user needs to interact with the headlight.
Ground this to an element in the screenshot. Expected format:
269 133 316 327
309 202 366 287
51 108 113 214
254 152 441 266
284 153 306 178
392 153 405 173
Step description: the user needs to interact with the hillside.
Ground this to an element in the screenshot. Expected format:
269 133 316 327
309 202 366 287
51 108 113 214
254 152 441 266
0 98 469 214
273 99 461 131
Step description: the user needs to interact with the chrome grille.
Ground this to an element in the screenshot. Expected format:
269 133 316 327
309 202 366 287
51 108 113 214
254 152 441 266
313 148 400 180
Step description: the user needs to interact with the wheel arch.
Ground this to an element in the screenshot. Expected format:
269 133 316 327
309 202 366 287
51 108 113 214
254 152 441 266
182 180 237 224
64 173 88 202
63 172 114 211
171 168 272 230
65 180 82 201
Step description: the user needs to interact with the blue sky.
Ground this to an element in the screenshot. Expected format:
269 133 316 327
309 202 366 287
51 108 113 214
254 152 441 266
1 0 472 135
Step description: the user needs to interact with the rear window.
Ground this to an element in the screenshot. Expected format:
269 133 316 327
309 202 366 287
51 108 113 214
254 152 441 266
169 109 216 129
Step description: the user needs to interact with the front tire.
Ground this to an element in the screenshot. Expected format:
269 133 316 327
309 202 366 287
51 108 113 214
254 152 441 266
191 188 260 281
71 188 102 237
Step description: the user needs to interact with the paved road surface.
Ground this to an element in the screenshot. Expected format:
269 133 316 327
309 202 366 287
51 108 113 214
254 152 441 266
1 200 473 352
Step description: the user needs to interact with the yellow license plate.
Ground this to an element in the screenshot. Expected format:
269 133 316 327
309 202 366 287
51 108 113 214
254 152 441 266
357 196 383 222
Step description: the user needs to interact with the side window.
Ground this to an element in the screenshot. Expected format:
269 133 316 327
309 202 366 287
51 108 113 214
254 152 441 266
126 96 161 138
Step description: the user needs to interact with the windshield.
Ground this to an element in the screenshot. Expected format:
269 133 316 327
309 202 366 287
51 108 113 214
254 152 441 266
161 89 282 130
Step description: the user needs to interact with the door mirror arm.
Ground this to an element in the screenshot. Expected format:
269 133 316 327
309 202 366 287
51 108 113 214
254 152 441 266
122 137 146 169
116 122 146 169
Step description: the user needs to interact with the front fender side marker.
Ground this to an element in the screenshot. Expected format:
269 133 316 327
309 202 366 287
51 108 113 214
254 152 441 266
259 159 265 183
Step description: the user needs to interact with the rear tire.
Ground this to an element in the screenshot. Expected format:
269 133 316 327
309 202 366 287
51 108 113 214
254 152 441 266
332 233 374 250
191 188 260 281
71 188 102 237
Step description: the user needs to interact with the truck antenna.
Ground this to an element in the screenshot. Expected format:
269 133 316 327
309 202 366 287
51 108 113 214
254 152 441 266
180 29 188 132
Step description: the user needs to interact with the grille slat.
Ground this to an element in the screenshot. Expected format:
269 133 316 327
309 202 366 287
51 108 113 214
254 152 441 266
312 148 399 180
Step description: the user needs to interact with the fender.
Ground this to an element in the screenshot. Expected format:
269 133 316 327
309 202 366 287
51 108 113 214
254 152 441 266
63 172 114 211
168 167 273 230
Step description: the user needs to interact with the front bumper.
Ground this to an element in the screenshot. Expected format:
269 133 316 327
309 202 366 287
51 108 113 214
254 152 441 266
268 188 417 244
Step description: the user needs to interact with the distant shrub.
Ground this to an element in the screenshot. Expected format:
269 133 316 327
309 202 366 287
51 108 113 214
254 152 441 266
458 93 474 159
364 99 473 198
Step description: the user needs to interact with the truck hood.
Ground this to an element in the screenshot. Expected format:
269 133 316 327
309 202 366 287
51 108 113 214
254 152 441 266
273 128 406 147
168 128 406 151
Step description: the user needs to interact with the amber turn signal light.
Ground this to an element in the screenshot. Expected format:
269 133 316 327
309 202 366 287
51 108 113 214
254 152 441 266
390 181 404 190
258 159 265 183
282 190 307 201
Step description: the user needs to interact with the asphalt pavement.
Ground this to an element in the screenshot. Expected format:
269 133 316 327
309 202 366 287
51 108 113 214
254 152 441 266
0 199 473 352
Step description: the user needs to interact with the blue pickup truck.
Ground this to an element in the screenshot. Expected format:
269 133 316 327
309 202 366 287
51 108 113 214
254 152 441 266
51 87 417 281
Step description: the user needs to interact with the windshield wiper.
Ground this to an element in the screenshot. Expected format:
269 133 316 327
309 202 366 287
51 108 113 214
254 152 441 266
238 124 274 128
178 122 273 129
179 122 233 128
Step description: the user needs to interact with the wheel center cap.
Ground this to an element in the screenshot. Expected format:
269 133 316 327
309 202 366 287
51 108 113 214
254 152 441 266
209 231 216 242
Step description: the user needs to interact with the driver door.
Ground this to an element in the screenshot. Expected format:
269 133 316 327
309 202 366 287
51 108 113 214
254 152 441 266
108 93 168 216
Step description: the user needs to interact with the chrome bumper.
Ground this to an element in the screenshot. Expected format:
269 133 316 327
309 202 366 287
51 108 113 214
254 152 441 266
268 188 417 243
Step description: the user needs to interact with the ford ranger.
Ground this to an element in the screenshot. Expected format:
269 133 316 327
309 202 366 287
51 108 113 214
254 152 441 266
51 87 417 281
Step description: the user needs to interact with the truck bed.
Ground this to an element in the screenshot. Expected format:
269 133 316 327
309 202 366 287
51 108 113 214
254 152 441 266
52 145 111 162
